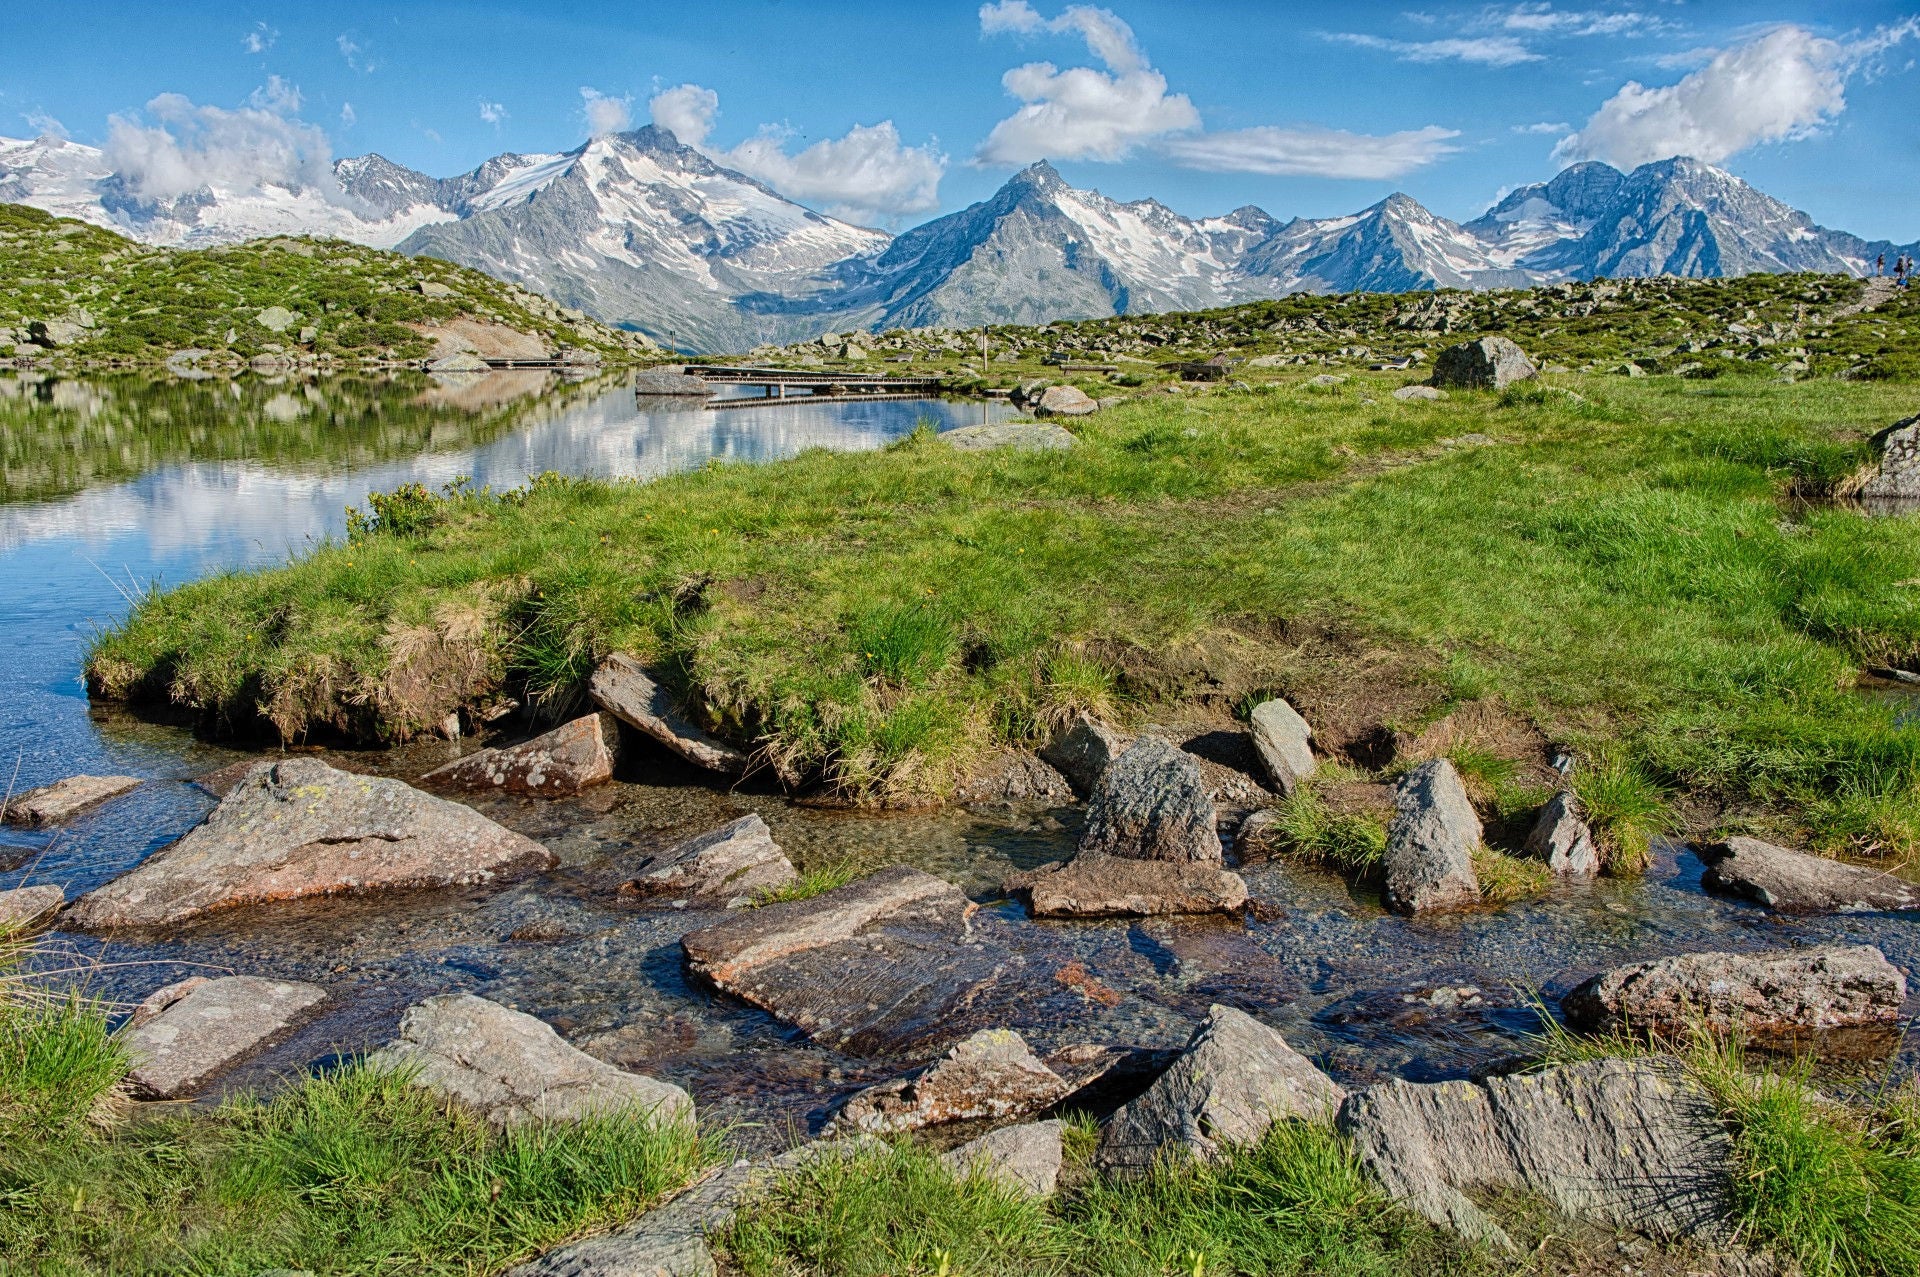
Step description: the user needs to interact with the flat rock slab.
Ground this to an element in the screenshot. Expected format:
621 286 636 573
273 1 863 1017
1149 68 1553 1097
830 1028 1067 1134
1338 1058 1734 1251
943 1120 1064 1198
1016 853 1247 918
0 883 64 934
67 758 554 929
1080 738 1222 864
1248 698 1315 794
633 369 713 397
1699 836 1920 913
1525 790 1598 876
3 774 142 826
421 713 616 797
1393 385 1446 402
682 865 1004 1055
120 975 327 1100
1383 759 1482 915
589 653 747 775
1562 944 1907 1037
941 422 1077 451
372 994 691 1127
1039 714 1132 796
621 813 796 909
1099 1005 1345 1174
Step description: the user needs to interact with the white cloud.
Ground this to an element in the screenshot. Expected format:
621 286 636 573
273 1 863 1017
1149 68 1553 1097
648 83 718 145
23 109 68 140
1496 5 1659 37
242 21 278 54
340 102 356 128
976 2 1198 163
1328 32 1543 66
1162 124 1461 179
1514 120 1571 134
336 33 375 73
479 100 507 126
1556 22 1918 169
580 86 632 136
103 81 344 203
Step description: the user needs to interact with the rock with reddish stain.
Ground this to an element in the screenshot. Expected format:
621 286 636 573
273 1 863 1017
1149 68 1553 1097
1013 853 1247 918
829 1028 1069 1134
67 758 554 929
421 713 617 798
1562 944 1907 1038
589 653 747 774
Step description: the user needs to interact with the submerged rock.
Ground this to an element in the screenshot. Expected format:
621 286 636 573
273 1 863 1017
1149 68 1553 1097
941 422 1077 451
830 1028 1068 1134
67 758 553 929
1098 1006 1345 1174
1014 852 1246 918
681 866 1001 1054
420 713 617 798
1523 790 1598 876
1248 697 1315 795
620 812 797 908
588 653 747 775
1382 759 1482 914
2 774 142 827
1080 738 1222 864
1430 336 1537 390
1699 836 1920 913
943 1120 1065 1198
372 994 691 1128
1338 1058 1733 1251
1561 944 1907 1038
1038 713 1132 796
119 975 327 1100
0 884 65 935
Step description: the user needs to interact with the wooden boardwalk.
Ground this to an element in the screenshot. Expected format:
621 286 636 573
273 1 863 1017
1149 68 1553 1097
686 365 950 397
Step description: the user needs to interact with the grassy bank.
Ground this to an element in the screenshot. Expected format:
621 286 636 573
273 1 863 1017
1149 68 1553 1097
90 371 1920 846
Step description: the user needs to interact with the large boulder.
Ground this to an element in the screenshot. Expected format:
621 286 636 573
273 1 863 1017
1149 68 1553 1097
2 774 142 827
830 1029 1068 1134
1080 738 1222 864
66 759 554 929
588 653 747 775
1033 385 1098 417
1523 790 1598 876
0 884 64 935
1849 414 1920 499
1098 1006 1345 1174
1699 836 1920 913
681 866 1002 1054
420 713 617 798
1248 698 1315 795
371 994 691 1127
1382 759 1482 914
1038 714 1132 796
119 975 327 1100
1338 1058 1734 1251
941 422 1077 452
1561 944 1907 1038
620 812 798 908
1014 852 1246 918
943 1120 1064 1198
1430 336 1537 390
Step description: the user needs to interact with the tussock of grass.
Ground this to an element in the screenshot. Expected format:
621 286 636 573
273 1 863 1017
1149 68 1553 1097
756 858 866 905
1801 777 1920 863
1469 846 1550 904
1570 750 1670 873
1261 787 1389 879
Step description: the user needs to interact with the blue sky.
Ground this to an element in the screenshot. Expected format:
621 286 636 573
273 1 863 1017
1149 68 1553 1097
4 1 1919 239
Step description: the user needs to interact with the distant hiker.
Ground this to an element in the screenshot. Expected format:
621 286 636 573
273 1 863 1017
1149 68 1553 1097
1877 252 1886 275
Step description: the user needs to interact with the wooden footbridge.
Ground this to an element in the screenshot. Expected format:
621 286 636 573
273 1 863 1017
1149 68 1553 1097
685 365 952 401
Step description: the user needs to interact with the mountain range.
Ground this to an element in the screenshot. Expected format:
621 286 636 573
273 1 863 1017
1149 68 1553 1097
4 126 1916 352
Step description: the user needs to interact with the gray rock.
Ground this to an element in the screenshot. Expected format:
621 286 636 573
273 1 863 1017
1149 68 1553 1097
1383 759 1482 914
1430 336 1537 390
954 750 1074 804
0 884 65 935
1034 385 1098 416
589 654 747 775
1338 1058 1733 1250
119 975 327 1099
1080 738 1222 864
1562 944 1907 1037
418 280 454 298
1392 384 1446 401
67 758 553 929
942 1120 1064 1198
421 713 618 798
830 1029 1068 1134
1524 790 1598 875
681 866 999 1053
621 813 797 909
1851 414 1920 499
1099 1006 1345 1173
3 773 143 826
1306 374 1346 387
127 975 213 1028
1248 698 1315 794
632 369 712 397
1015 852 1247 918
1038 714 1133 795
426 351 490 372
255 306 297 334
941 422 1077 451
1699 836 1920 913
28 317 87 347
371 994 691 1127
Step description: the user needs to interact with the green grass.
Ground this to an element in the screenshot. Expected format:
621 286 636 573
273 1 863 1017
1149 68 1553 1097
1258 787 1389 879
755 857 867 905
0 991 710 1274
1569 749 1671 873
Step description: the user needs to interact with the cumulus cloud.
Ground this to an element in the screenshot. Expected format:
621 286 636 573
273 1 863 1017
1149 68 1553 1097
479 100 507 126
645 83 943 224
103 79 344 203
1556 22 1918 169
1327 33 1543 66
242 21 278 54
1162 124 1460 180
579 87 633 136
976 2 1199 163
